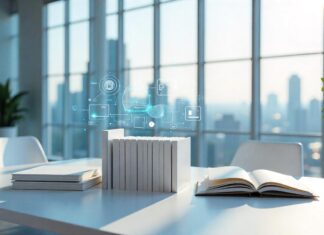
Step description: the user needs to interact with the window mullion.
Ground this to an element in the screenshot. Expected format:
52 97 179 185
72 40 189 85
251 0 261 140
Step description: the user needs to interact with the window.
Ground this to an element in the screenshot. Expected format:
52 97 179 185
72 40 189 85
260 0 324 177
44 0 90 160
44 0 324 177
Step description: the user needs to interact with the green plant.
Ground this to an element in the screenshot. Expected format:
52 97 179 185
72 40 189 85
0 80 28 127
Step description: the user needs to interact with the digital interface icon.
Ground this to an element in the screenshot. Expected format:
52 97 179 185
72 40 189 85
156 80 168 96
148 121 155 128
122 87 151 113
99 74 119 95
89 104 109 121
185 106 201 121
133 116 146 128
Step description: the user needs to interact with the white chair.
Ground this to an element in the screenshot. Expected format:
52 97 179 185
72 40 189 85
0 137 49 234
0 136 48 167
231 141 303 177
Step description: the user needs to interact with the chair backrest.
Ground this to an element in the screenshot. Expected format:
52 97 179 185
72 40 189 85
231 141 303 177
0 136 48 167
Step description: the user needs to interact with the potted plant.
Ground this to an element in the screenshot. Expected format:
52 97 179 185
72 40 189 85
0 80 28 137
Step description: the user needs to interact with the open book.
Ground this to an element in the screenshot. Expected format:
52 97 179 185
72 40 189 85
195 166 316 198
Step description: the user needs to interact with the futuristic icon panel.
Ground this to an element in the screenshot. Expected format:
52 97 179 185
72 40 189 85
147 104 165 119
99 74 119 95
122 87 151 113
89 104 109 121
185 106 201 121
133 115 146 129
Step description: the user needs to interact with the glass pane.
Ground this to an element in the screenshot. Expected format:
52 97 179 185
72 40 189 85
261 0 324 56
261 55 322 134
124 7 153 68
261 135 321 177
47 76 64 124
106 15 118 72
161 0 197 65
9 14 18 36
9 37 19 79
158 66 197 130
47 27 64 75
205 61 251 131
160 65 197 105
69 22 89 73
70 74 89 124
71 128 88 158
106 0 118 14
47 0 65 27
69 0 89 22
206 0 251 61
204 134 249 167
45 126 64 158
124 0 152 9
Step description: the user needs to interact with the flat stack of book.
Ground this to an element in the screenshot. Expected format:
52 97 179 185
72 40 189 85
12 165 101 191
102 129 191 193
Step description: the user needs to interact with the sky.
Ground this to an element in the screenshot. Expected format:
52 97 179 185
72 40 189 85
46 0 324 106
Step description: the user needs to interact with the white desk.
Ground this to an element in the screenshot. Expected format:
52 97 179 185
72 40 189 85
0 159 324 235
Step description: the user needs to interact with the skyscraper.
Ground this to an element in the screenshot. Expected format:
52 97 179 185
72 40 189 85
287 74 305 132
308 98 321 132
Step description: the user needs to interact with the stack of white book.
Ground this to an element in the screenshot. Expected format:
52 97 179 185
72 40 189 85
12 165 101 191
102 129 191 193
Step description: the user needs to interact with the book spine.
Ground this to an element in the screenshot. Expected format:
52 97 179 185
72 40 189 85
130 139 138 191
119 139 126 190
112 139 120 190
143 139 148 192
159 140 164 192
171 140 178 192
147 140 153 192
102 131 108 189
137 140 144 191
163 140 172 192
125 139 131 191
152 140 160 192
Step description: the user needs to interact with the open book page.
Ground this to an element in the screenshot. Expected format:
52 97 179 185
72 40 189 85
251 169 314 197
196 166 256 195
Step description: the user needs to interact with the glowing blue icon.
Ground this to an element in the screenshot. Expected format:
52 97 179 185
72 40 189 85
185 106 201 121
99 74 119 95
89 104 109 121
133 116 146 129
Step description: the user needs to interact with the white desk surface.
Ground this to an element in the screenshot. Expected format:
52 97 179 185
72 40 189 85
0 159 324 235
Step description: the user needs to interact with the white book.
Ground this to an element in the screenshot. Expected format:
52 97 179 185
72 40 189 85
152 140 160 192
119 139 126 190
112 139 120 190
137 139 144 191
102 129 124 190
12 165 99 182
147 139 153 192
142 139 148 192
158 140 164 192
163 140 172 192
12 175 101 191
130 139 138 191
171 138 191 192
125 138 132 191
